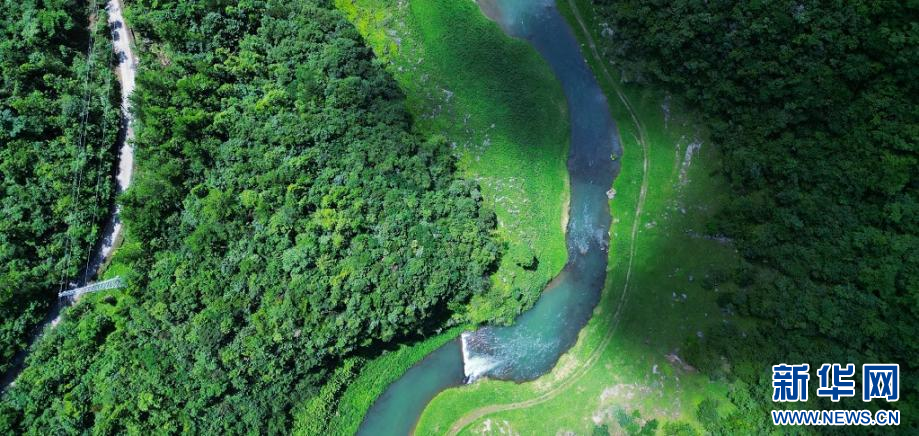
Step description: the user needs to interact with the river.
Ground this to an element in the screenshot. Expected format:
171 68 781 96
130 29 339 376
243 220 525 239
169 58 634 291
0 0 137 391
357 0 620 433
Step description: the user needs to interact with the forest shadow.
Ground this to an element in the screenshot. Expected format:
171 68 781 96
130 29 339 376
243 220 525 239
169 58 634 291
405 0 568 157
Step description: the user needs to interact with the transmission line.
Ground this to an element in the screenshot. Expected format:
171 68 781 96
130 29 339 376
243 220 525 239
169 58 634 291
57 0 101 293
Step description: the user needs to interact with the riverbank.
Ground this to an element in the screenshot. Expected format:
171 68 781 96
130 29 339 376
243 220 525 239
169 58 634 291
334 0 570 325
413 0 743 433
288 0 571 432
292 327 466 435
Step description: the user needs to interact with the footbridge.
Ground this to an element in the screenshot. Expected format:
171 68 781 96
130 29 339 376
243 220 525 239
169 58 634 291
58 276 124 298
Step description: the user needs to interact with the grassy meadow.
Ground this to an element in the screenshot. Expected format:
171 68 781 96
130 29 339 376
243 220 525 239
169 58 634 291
335 0 571 324
291 1 574 433
412 0 744 434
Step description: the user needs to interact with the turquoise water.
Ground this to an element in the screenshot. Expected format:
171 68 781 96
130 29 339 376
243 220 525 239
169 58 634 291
358 0 619 433
357 340 466 434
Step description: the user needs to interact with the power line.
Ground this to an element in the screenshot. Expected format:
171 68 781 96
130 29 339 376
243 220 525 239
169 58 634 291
57 0 101 293
81 15 116 282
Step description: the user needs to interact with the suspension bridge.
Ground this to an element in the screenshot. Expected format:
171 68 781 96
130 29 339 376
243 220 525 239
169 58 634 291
58 276 124 298
51 0 133 302
1 0 137 392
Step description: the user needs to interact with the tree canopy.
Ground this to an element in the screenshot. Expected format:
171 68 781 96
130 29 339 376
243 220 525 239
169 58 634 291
1 0 498 432
591 0 918 428
0 0 119 373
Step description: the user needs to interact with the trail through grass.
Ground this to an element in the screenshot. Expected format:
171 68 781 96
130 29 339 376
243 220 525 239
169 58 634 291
297 1 575 432
336 0 571 324
413 1 744 434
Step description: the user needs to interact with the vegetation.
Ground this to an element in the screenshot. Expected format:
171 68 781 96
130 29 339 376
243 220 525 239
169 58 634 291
295 0 573 431
0 0 499 432
4 0 912 433
589 0 919 429
0 0 120 373
336 0 570 324
414 0 918 432
293 326 464 435
411 1 741 432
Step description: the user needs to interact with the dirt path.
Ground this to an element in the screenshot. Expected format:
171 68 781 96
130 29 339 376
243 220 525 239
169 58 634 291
90 0 136 270
54 0 137 321
0 0 137 392
444 1 652 433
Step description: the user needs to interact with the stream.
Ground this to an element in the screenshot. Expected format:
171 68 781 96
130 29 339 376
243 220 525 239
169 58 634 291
357 0 620 433
0 0 137 391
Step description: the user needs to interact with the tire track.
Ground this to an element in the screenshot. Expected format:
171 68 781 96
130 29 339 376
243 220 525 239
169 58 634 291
443 1 652 434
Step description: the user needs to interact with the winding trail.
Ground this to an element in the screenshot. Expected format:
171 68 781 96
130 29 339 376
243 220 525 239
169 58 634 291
93 0 137 269
53 0 137 329
444 1 651 433
0 0 137 391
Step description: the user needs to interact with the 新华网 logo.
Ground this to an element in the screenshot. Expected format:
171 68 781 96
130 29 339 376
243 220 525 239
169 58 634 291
772 363 899 403
771 363 900 426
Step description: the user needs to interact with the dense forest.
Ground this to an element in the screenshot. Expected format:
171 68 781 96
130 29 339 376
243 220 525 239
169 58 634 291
0 0 498 433
0 0 119 374
591 0 918 430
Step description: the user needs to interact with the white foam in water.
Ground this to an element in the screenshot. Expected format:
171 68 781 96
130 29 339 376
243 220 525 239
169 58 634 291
460 332 499 383
576 235 589 254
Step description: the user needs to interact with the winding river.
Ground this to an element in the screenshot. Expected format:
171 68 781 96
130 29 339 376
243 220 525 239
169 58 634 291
357 0 620 433
0 0 136 391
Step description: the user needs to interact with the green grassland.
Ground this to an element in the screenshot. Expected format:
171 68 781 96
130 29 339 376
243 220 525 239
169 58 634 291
293 326 466 436
335 0 570 324
412 1 745 434
291 1 573 432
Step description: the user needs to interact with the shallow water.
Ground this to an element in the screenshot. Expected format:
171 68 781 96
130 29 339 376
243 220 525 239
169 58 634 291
357 0 619 433
356 340 466 434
